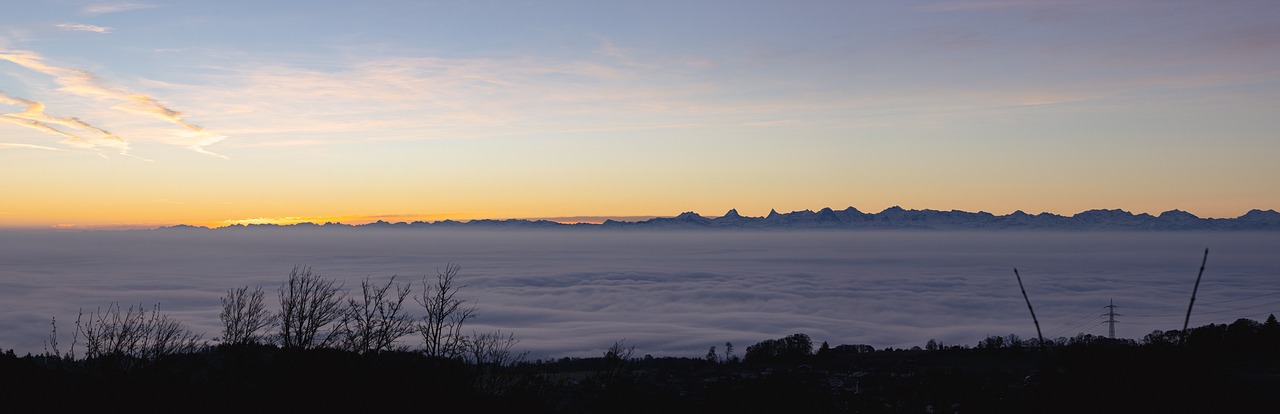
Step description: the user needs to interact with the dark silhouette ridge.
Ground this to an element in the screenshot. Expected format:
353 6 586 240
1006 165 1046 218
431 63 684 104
6 317 1279 412
162 207 1280 231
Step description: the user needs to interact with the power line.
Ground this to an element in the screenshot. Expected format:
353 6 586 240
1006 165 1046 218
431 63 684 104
1239 310 1280 320
1125 291 1280 310
1044 306 1107 338
1125 298 1280 319
1203 291 1280 306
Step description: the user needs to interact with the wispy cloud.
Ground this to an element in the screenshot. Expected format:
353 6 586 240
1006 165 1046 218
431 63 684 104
0 114 81 144
162 52 774 147
0 143 61 151
82 2 158 15
55 23 113 34
0 49 225 157
0 90 129 153
168 36 1218 150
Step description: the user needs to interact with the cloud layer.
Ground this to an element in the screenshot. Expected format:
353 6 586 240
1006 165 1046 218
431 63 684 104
0 230 1275 359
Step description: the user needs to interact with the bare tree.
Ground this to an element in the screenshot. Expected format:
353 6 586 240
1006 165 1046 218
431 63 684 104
277 265 346 349
340 275 416 353
45 317 61 358
40 313 84 365
79 303 140 359
77 302 202 360
467 330 528 396
466 330 526 367
416 263 475 359
144 306 204 359
594 340 636 384
220 285 274 345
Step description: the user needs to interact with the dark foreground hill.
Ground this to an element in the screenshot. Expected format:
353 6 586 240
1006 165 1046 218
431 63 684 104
4 319 1279 413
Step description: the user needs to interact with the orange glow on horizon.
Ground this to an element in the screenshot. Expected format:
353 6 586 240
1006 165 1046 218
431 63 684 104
204 213 666 228
203 212 496 228
0 203 1271 230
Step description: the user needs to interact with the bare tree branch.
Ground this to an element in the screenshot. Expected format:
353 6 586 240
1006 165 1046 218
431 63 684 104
416 264 475 359
76 302 202 361
277 265 346 349
340 275 416 353
220 285 274 345
466 330 525 367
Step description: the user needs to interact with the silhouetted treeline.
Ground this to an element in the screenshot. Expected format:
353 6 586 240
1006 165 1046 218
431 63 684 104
5 316 1279 413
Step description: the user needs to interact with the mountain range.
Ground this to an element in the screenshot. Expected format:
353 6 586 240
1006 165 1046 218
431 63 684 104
175 207 1280 231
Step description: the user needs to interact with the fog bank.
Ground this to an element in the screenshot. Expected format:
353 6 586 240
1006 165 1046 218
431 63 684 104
1 229 1276 358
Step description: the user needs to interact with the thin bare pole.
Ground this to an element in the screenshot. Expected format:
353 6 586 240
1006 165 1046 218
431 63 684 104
1180 248 1209 346
1014 268 1045 349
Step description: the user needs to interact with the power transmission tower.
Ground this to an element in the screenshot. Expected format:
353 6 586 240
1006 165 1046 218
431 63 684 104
1104 298 1120 339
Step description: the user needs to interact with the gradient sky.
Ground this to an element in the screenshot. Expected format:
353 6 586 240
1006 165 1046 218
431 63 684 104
2 0 1278 228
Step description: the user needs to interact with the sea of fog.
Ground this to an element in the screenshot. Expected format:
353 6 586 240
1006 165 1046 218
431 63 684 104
1 229 1277 359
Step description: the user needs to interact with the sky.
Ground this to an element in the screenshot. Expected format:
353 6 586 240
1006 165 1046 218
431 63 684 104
2 0 1279 228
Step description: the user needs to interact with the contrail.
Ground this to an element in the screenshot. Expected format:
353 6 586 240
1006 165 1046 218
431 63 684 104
0 48 224 157
0 92 89 146
0 116 85 145
0 143 62 151
0 90 130 153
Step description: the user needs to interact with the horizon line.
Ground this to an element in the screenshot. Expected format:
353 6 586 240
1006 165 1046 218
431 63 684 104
7 205 1276 231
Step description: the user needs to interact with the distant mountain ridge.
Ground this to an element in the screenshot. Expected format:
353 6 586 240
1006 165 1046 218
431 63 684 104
171 207 1280 231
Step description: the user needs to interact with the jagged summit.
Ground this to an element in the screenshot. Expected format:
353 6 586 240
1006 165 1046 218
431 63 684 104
674 211 704 220
1240 209 1280 221
815 207 841 223
1073 208 1134 219
1158 210 1199 220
